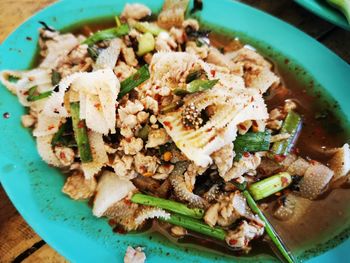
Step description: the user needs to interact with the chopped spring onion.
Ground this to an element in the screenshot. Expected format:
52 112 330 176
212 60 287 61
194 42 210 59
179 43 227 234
118 65 150 99
248 172 292 201
133 21 163 36
173 79 219 96
51 119 76 147
271 111 302 156
136 32 155 56
27 86 52 102
87 46 100 61
82 24 129 46
136 124 150 140
243 190 296 263
234 130 271 161
51 70 61 86
115 16 121 28
159 213 226 241
70 102 93 163
131 193 204 219
231 181 247 191
185 70 204 83
160 101 184 114
8 75 20 83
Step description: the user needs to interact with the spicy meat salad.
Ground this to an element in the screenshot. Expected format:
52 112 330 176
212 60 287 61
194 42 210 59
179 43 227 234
1 0 349 261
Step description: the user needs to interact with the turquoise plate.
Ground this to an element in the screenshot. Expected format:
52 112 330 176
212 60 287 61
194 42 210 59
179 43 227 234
295 0 350 31
0 0 349 262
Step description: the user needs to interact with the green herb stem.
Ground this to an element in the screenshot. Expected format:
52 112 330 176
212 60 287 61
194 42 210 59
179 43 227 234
131 193 204 219
82 24 129 46
70 102 93 163
248 172 292 201
271 111 302 156
243 190 296 263
118 65 150 99
159 213 226 241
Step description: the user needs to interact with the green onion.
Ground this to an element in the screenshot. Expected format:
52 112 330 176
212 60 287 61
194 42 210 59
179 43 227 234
87 46 100 61
118 65 150 99
173 79 219 96
51 70 61 86
243 190 296 263
248 172 292 201
234 130 271 161
131 193 204 219
51 119 76 147
8 75 20 83
160 101 184 114
115 16 121 28
70 102 93 163
185 70 203 83
27 86 52 102
231 181 247 191
136 32 155 56
82 24 129 46
271 111 302 156
159 213 226 240
133 21 163 36
136 124 150 140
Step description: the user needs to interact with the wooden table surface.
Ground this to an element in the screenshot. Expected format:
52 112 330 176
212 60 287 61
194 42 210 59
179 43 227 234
0 0 349 262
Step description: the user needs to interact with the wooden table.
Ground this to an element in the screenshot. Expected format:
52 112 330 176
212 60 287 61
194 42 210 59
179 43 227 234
0 0 349 262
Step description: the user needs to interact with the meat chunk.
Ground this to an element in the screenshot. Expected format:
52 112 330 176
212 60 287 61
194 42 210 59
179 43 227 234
119 137 143 155
124 246 146 263
134 152 159 175
145 128 170 148
158 0 189 29
299 162 334 199
54 146 75 166
121 3 151 20
62 172 97 200
204 191 257 227
225 220 264 253
223 153 261 182
93 171 136 217
329 143 350 181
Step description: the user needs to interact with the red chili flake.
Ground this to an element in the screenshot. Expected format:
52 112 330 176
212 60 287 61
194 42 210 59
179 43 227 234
59 152 66 159
123 199 132 206
309 159 317 165
209 136 216 143
108 219 116 226
238 124 247 130
94 103 101 110
252 120 258 127
154 94 162 103
78 120 85 129
274 154 286 163
23 91 29 95
47 125 55 131
126 138 131 143
163 121 173 130
229 239 237 245
155 85 160 90
206 128 212 132
116 72 122 78
210 69 216 77
3 112 10 119
281 176 289 187
250 97 255 102
243 152 250 158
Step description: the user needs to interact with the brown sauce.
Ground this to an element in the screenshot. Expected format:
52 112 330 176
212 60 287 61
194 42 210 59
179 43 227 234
61 21 350 259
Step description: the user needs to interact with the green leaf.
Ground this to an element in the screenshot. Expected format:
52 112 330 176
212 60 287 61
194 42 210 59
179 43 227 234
82 24 130 46
118 65 150 99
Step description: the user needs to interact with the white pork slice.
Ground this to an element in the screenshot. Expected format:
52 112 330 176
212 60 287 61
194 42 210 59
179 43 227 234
93 38 122 70
329 143 350 181
158 88 268 167
93 171 136 217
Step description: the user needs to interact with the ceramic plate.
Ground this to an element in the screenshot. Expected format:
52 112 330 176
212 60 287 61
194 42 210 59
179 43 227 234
295 0 350 31
0 0 349 262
